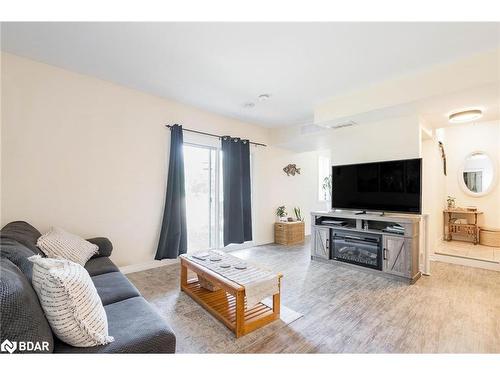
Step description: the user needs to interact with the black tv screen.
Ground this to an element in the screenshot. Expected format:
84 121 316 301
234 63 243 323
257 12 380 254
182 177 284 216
331 158 422 213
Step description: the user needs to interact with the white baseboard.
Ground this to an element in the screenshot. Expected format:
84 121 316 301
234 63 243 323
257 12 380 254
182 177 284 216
120 259 178 274
431 253 500 272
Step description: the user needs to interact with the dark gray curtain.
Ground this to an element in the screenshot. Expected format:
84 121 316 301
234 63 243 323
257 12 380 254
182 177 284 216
155 124 187 259
222 136 252 246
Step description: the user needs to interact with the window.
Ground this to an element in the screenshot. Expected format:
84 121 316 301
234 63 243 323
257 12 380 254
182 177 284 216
183 135 255 252
183 143 222 252
318 155 331 201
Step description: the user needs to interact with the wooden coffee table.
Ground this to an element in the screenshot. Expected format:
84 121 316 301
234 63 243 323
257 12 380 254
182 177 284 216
180 256 282 338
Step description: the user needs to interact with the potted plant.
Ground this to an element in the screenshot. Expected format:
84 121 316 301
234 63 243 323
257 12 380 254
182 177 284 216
446 196 456 209
322 175 333 210
276 206 287 222
294 207 304 222
322 175 332 201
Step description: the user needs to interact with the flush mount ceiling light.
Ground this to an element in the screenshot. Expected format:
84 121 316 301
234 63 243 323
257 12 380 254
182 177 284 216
258 94 271 102
243 102 255 109
448 109 483 123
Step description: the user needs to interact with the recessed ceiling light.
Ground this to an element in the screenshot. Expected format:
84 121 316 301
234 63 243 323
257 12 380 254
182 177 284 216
258 94 271 102
448 109 483 123
243 102 255 108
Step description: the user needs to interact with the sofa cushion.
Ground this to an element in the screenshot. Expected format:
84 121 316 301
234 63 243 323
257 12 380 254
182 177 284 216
0 238 36 282
85 256 119 276
37 227 98 266
30 256 114 347
54 296 176 353
0 221 44 255
0 258 54 353
91 271 140 306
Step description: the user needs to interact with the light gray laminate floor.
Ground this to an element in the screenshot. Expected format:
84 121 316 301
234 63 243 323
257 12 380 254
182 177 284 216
127 239 500 353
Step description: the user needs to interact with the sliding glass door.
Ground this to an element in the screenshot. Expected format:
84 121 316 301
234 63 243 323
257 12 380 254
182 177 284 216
183 143 222 252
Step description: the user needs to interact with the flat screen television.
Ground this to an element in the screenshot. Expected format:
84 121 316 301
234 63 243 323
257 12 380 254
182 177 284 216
331 158 422 214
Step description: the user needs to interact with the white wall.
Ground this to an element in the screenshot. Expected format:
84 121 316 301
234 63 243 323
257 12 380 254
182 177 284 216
1 53 284 267
441 121 500 228
328 115 421 165
421 137 446 252
269 115 421 164
421 122 500 253
264 148 328 235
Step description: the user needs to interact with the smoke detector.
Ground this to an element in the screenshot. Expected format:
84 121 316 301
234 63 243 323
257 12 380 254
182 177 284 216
258 94 271 102
243 102 255 109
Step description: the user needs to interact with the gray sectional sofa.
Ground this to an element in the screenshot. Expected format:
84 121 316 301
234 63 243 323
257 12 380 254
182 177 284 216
0 221 176 353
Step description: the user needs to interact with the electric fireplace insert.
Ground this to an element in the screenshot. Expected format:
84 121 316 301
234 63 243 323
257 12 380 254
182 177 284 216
331 229 382 270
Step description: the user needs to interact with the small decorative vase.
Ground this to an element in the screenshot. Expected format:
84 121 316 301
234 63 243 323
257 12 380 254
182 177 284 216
325 201 332 211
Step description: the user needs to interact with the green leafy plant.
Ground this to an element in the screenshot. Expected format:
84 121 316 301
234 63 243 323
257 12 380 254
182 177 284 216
276 205 287 218
322 175 332 200
446 195 456 209
294 207 304 222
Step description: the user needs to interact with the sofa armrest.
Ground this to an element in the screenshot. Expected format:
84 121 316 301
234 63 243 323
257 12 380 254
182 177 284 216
87 237 113 258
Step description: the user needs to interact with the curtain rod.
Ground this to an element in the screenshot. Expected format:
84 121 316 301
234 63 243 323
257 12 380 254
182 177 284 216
165 124 267 147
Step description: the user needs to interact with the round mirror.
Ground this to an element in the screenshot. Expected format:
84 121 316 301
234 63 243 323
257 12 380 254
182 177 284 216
459 151 497 197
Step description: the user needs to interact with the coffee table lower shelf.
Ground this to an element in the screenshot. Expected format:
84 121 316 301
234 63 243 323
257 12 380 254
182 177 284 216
182 280 279 338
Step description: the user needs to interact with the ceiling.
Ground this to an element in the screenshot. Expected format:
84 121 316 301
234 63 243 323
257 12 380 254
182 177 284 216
2 22 499 127
418 83 500 129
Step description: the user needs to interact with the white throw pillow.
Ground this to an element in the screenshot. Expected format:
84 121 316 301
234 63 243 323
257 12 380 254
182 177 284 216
37 227 98 266
28 255 114 347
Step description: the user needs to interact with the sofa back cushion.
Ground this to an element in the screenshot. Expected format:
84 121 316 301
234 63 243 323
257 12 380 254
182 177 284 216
0 221 44 255
0 257 54 353
0 237 36 282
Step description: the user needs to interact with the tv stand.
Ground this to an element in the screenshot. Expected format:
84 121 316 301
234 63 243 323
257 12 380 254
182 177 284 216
310 210 421 284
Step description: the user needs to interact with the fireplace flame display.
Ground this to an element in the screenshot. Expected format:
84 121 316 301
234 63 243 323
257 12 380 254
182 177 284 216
331 231 382 270
336 246 378 267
